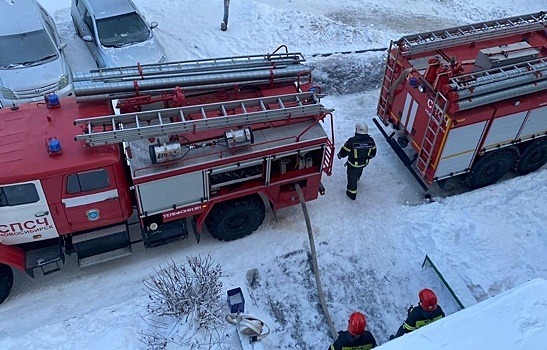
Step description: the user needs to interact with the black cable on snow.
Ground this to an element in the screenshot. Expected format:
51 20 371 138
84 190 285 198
309 47 388 58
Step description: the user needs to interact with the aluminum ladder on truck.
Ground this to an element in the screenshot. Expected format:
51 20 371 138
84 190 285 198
397 11 546 57
74 92 333 146
376 40 400 123
72 52 310 102
416 92 448 176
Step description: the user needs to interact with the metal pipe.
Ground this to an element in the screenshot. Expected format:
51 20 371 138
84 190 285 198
453 79 547 111
448 61 547 91
449 68 547 99
74 77 302 102
72 54 305 82
74 65 310 97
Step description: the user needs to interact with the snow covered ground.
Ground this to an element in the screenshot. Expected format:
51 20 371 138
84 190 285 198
0 0 546 349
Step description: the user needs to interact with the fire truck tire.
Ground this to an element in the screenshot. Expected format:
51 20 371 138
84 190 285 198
0 264 13 304
516 139 547 175
206 195 265 241
466 150 514 189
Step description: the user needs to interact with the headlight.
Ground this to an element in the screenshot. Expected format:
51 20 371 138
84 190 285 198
0 87 16 100
58 73 69 90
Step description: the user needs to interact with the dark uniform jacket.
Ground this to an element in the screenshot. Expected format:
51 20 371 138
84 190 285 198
338 134 377 168
328 330 377 350
402 305 445 333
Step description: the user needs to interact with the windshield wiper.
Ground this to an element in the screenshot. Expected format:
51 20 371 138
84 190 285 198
37 54 57 63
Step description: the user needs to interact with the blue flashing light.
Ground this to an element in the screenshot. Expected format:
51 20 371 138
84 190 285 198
48 138 62 154
46 93 60 108
409 77 419 88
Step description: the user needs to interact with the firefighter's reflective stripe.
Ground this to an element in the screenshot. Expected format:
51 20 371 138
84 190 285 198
403 322 417 331
348 160 369 168
347 189 357 194
330 345 373 350
404 314 443 331
415 315 443 328
349 142 376 167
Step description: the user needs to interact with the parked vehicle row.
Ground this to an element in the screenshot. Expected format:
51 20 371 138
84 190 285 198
0 0 166 108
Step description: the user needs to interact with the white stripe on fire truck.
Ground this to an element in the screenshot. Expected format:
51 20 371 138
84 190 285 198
407 100 419 131
62 189 119 208
402 93 412 127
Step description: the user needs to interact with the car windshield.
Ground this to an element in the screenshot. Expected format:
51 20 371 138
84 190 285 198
96 12 150 47
0 30 58 69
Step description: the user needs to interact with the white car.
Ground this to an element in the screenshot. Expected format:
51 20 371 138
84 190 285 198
71 0 167 68
0 0 73 109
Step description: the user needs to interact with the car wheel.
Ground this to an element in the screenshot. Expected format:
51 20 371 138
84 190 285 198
205 195 265 241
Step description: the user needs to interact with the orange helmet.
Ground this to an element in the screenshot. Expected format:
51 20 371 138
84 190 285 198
419 288 438 311
348 312 366 336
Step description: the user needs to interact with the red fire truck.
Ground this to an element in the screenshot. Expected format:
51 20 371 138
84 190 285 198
0 48 335 303
374 12 547 190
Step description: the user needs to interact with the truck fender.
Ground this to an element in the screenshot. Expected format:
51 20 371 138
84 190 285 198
194 204 214 234
0 244 26 272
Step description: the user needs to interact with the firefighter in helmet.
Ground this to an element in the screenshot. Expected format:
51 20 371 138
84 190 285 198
392 288 445 339
337 122 377 200
328 311 377 350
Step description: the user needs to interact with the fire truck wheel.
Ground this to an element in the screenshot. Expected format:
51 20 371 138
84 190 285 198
206 195 265 241
0 264 14 305
466 150 514 189
516 139 547 175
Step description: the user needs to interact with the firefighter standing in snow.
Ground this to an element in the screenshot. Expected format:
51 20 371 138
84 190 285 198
329 312 377 350
337 122 376 200
393 288 445 338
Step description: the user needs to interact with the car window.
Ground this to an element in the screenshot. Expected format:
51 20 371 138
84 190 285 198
84 12 94 34
96 12 150 47
41 12 59 43
77 0 86 15
0 183 40 207
66 169 110 194
0 30 58 69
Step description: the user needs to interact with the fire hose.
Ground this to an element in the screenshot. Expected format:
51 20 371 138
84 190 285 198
226 313 271 342
294 183 338 341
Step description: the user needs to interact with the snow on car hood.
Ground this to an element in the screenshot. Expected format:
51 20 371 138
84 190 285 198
101 38 164 67
0 57 66 91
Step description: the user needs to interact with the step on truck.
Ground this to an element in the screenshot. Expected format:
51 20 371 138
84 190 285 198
0 47 335 304
374 12 547 190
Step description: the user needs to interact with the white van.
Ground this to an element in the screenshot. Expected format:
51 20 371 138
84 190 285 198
0 0 73 108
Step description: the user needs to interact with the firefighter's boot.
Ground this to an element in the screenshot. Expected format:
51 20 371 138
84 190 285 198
346 190 356 200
